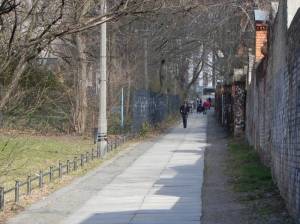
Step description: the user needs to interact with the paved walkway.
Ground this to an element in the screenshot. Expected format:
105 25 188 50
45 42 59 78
8 114 207 224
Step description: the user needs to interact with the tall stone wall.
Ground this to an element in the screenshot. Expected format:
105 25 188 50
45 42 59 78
246 5 300 221
215 81 246 136
232 81 246 137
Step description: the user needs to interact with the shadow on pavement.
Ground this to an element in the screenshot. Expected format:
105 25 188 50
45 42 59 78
80 159 203 224
79 116 206 224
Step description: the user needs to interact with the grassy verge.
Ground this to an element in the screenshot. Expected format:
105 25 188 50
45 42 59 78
228 141 274 195
0 139 138 224
0 134 94 189
228 139 294 223
0 115 179 189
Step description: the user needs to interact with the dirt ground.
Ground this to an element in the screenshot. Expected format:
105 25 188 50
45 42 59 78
201 113 294 224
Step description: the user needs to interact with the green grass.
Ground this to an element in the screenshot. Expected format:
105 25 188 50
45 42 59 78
0 115 180 190
228 141 275 194
0 134 93 188
228 140 295 223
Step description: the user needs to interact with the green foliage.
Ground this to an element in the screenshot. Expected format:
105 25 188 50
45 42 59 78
4 64 72 133
20 65 57 89
228 141 274 193
228 141 294 223
108 113 132 135
139 122 151 137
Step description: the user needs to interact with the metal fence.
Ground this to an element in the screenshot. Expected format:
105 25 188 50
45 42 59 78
0 135 135 211
131 89 180 132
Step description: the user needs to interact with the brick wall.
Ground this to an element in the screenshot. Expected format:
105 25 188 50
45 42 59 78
246 3 300 221
255 24 268 61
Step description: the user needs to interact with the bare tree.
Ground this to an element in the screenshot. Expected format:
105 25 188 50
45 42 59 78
0 0 270 133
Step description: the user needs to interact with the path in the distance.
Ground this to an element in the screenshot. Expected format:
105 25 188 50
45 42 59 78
8 114 207 224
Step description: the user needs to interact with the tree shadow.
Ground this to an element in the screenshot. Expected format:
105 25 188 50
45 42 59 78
79 150 204 224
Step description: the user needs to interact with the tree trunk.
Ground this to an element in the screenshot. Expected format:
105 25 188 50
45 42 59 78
0 57 28 111
74 33 88 134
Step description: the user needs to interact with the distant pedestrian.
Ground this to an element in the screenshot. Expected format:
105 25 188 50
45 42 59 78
208 98 212 109
203 100 210 115
197 98 203 114
197 103 203 113
180 101 190 128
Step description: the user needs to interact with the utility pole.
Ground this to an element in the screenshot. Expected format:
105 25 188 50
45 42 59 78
97 0 107 158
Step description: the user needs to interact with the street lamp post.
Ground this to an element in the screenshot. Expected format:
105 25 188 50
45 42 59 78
97 0 107 158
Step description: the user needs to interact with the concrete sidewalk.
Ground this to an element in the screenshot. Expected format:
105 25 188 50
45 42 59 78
8 114 207 224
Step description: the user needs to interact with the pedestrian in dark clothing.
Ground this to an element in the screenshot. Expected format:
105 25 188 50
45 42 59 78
180 101 190 128
196 98 202 114
208 98 212 109
197 104 203 113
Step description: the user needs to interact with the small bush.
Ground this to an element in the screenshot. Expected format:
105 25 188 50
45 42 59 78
139 122 151 137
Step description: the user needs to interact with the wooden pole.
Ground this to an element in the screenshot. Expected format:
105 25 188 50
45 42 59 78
15 181 20 203
27 176 32 195
0 187 4 211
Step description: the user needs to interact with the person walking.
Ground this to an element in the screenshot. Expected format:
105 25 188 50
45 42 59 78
180 101 190 128
203 99 210 115
197 98 203 114
208 97 212 110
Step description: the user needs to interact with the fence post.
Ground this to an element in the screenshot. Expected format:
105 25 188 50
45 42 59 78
66 160 70 174
49 166 53 182
86 152 89 163
39 171 43 188
59 162 62 178
0 187 4 211
91 149 94 160
96 147 99 158
27 176 32 195
81 154 84 167
74 157 77 171
15 181 20 203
